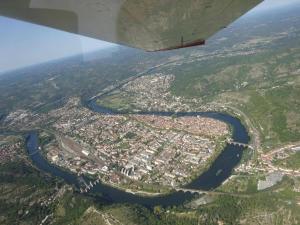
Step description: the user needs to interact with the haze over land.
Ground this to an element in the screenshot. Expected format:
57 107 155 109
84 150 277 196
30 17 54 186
0 1 300 225
0 0 298 75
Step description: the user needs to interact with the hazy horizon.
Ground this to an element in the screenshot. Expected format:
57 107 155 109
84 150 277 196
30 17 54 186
0 0 299 75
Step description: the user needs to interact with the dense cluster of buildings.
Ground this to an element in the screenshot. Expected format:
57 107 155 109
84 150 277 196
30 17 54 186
44 97 228 188
1 73 230 190
0 136 22 164
107 73 205 112
134 114 228 138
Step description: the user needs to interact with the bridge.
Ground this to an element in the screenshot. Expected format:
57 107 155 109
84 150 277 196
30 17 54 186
28 146 42 156
226 140 253 149
175 188 207 195
175 188 250 198
79 179 100 193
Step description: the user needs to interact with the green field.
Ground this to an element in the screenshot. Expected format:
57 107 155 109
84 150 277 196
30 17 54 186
274 152 300 170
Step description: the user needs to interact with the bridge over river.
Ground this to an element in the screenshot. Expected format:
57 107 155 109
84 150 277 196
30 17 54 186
226 139 253 150
175 188 250 198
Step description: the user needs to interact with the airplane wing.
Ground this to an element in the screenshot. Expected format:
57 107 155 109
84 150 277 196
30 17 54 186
0 0 262 51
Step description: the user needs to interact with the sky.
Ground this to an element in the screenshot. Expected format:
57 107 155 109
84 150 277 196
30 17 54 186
246 0 300 15
0 0 299 74
0 16 116 74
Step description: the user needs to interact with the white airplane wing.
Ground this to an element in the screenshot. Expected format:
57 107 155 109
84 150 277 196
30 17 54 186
0 0 262 51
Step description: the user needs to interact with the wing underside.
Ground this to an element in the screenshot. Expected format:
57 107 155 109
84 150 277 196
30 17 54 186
0 0 262 51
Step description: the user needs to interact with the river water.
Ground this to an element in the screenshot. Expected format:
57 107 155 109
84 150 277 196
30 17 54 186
25 99 249 207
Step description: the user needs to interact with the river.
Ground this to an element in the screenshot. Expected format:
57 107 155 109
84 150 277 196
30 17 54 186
25 99 249 207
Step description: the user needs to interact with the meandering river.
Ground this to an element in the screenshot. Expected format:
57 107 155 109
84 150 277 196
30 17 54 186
26 99 249 207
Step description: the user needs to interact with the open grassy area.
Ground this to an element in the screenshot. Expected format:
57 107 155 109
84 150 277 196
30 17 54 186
274 152 300 170
52 192 98 225
96 93 135 111
0 161 59 225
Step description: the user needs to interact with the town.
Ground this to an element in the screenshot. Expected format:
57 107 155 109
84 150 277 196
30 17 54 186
0 73 225 192
96 73 209 112
2 73 300 194
44 96 229 190
0 135 23 165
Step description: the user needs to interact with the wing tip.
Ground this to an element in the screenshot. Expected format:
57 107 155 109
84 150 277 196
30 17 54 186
149 39 206 52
